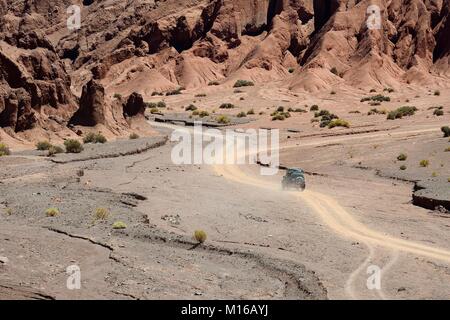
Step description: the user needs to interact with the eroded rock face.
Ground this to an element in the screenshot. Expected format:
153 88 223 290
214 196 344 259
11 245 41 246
123 92 146 119
69 79 106 126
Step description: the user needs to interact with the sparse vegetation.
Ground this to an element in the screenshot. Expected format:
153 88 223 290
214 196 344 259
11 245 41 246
432 172 438 177
94 208 110 221
195 93 207 97
233 80 254 88
48 145 64 156
198 111 209 118
328 119 350 129
310 105 319 111
445 147 450 152
368 108 387 115
387 106 417 120
361 94 391 103
157 101 166 108
45 208 60 217
208 81 219 86
194 230 207 243
288 68 295 73
216 115 230 124
219 103 235 109
36 141 52 151
384 87 395 93
151 91 163 96
236 111 247 118
113 93 122 100
276 106 285 112
434 90 441 96
166 87 183 96
64 139 83 153
441 126 450 137
0 143 11 156
150 107 160 114
247 109 255 115
420 160 430 167
434 109 444 116
112 221 127 229
185 104 197 111
397 153 408 161
129 133 140 140
370 89 377 93
400 165 407 171
83 132 107 144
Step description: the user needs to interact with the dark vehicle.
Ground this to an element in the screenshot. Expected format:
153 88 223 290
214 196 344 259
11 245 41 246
282 168 306 191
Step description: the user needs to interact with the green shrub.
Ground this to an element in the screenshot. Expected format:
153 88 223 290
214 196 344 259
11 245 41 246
48 145 64 156
420 160 429 167
310 105 319 111
166 88 183 96
236 112 247 118
441 126 450 137
185 104 197 111
397 153 408 161
157 101 166 108
219 103 235 109
194 230 207 243
36 141 52 151
233 80 254 88
129 133 140 140
64 139 83 153
113 93 122 100
0 143 11 156
328 119 350 128
45 208 60 217
387 106 417 120
216 115 230 124
361 94 391 103
112 221 127 229
83 132 107 144
199 111 209 118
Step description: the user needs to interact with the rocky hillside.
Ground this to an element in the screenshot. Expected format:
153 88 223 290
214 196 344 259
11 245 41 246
1 0 450 135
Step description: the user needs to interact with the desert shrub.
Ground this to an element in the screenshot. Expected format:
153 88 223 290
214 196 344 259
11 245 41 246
420 160 429 167
434 109 444 116
83 132 107 144
328 119 350 128
199 111 209 118
434 90 441 96
151 91 163 96
185 104 197 111
165 87 183 96
330 67 338 75
113 93 122 100
276 106 285 112
330 91 336 95
287 107 294 112
288 68 295 73
397 153 408 161
361 94 391 103
94 208 110 221
432 172 438 177
157 101 166 108
349 110 361 114
48 145 64 156
129 133 140 140
311 118 319 123
0 143 10 156
45 208 60 217
194 230 207 243
384 87 395 93
314 109 331 118
310 105 319 111
64 139 83 153
219 103 235 109
294 108 307 113
192 110 200 116
36 141 52 150
236 112 247 118
208 81 219 86
400 165 407 171
146 102 157 108
112 221 127 229
195 93 207 97
233 80 254 88
216 115 230 124
387 106 417 120
370 89 377 93
272 114 286 121
247 109 255 115
368 108 387 115
150 108 160 114
442 126 450 137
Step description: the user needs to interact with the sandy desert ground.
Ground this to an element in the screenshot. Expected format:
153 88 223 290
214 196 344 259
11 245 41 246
1 82 449 300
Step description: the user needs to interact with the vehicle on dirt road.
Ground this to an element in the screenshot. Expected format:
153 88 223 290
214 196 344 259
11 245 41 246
282 168 306 191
